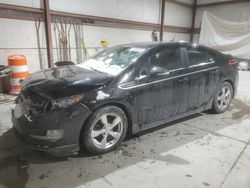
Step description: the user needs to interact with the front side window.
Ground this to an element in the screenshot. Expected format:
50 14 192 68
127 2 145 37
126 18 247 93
139 47 182 77
77 46 148 75
186 47 215 67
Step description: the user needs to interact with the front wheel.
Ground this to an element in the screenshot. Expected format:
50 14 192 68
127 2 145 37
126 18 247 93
81 106 128 154
212 82 233 114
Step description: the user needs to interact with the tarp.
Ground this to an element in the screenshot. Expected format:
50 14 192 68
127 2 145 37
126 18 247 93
199 11 250 60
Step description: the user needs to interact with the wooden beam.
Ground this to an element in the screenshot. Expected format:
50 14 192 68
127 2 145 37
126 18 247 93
194 28 201 34
190 0 197 43
43 0 54 68
0 12 38 21
0 3 43 13
160 0 166 41
197 0 250 8
164 25 190 33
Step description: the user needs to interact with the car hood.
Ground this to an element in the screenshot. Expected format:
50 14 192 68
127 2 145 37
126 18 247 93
21 65 114 99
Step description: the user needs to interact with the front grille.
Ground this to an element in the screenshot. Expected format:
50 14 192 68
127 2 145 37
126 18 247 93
18 89 50 113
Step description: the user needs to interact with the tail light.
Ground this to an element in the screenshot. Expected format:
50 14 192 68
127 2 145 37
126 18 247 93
228 59 237 65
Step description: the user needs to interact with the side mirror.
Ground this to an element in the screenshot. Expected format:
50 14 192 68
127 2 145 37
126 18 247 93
149 66 169 76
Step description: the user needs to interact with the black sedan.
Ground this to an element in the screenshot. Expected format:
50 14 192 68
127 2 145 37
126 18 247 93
12 42 238 156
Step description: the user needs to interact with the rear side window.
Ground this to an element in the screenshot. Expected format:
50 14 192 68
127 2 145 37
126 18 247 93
186 47 215 67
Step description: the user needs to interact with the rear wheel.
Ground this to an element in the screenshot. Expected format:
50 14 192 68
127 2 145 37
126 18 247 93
212 81 233 114
81 106 128 154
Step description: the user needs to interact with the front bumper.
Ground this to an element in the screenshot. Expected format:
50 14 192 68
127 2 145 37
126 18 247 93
12 102 92 156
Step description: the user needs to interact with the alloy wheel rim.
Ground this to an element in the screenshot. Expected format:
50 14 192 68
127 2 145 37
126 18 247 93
90 113 123 149
217 86 231 111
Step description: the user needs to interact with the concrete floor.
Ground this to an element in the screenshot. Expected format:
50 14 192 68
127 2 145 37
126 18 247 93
0 71 250 188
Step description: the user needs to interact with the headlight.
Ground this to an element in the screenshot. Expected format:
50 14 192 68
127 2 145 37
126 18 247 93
52 95 84 109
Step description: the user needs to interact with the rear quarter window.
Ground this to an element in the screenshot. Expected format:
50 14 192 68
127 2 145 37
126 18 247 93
186 47 217 67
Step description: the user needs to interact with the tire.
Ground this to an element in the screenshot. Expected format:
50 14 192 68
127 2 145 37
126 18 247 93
212 81 233 114
81 106 128 154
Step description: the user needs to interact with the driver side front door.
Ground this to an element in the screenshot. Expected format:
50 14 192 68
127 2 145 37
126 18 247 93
132 46 188 131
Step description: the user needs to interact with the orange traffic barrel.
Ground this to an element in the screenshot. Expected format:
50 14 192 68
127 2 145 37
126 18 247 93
8 55 29 94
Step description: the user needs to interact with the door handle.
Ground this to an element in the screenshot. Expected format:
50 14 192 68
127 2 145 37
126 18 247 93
178 77 188 83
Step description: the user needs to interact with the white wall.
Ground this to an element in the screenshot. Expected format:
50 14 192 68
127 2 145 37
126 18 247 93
52 24 154 63
82 25 153 47
50 0 160 24
0 19 47 72
0 0 193 72
194 1 250 43
0 0 41 8
165 1 192 28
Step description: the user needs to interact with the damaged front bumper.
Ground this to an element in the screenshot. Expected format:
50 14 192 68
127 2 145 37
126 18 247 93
12 102 92 156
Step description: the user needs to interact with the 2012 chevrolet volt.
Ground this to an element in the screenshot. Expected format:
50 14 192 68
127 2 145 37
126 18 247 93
12 42 238 156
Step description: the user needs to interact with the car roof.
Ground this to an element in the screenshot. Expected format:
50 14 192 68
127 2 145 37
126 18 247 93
111 42 221 55
121 41 196 48
121 42 220 54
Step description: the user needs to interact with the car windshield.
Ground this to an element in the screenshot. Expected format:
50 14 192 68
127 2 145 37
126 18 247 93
77 46 148 75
